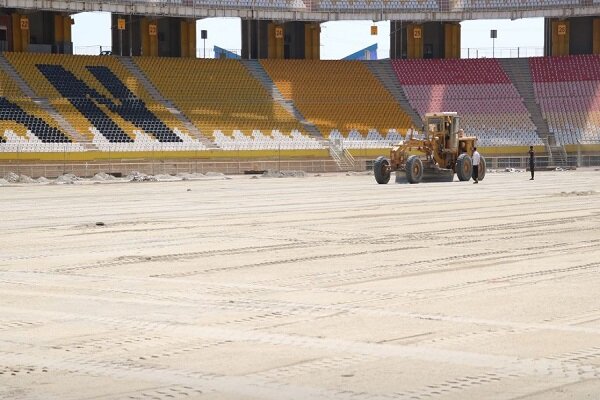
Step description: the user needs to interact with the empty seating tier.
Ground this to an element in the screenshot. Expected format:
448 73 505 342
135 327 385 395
5 53 185 143
0 97 70 143
454 0 579 9
394 58 539 146
530 55 600 145
1 65 72 145
316 0 438 11
261 60 412 137
134 58 303 140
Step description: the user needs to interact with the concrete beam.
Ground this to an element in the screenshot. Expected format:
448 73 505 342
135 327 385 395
5 0 600 23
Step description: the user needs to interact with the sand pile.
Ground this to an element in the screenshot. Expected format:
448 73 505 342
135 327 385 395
346 171 372 176
54 173 81 184
91 172 118 182
154 174 182 182
177 172 206 181
262 170 306 178
4 172 19 183
36 177 50 184
127 171 156 182
203 171 232 180
18 175 36 183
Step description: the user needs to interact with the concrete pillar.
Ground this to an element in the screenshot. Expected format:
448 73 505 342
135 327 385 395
594 18 600 55
180 20 189 58
546 18 570 56
52 14 72 54
304 22 320 60
241 19 270 59
407 24 423 59
554 19 569 56
268 22 284 59
188 21 196 58
10 13 32 52
54 14 64 43
148 20 158 57
140 17 150 56
63 15 72 43
444 22 460 59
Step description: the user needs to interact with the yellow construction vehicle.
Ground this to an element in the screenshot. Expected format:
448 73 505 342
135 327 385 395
374 112 486 184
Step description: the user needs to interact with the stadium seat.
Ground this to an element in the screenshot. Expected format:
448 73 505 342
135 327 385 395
4 52 190 146
260 60 412 140
134 58 304 145
530 55 600 145
393 58 541 146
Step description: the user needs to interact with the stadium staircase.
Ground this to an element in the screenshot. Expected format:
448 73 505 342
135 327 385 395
241 60 323 139
499 58 550 144
118 57 217 149
547 133 569 167
0 53 95 149
364 60 422 128
329 140 355 171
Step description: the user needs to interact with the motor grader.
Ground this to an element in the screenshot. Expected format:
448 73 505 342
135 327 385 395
374 112 486 184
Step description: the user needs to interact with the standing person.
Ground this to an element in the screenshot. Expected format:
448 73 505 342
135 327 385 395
472 147 481 184
528 145 535 180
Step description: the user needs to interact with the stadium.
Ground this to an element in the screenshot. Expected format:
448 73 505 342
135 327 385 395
1 1 600 399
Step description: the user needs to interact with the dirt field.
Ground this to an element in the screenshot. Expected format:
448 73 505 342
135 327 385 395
1 170 600 399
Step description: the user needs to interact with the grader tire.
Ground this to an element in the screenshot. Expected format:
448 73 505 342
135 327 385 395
478 156 487 181
405 155 423 184
456 153 473 181
374 156 391 184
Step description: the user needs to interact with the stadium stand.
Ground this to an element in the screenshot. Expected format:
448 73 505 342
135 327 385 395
530 55 600 146
133 58 304 143
91 128 205 152
453 0 579 9
316 0 437 11
329 129 405 149
393 58 542 146
1 65 78 151
4 53 189 147
214 129 323 150
190 0 306 9
260 60 413 140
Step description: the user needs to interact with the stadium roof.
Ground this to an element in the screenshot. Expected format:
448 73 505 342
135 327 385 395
7 0 600 22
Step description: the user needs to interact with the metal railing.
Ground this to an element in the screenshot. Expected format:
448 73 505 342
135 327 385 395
462 47 544 59
0 159 339 178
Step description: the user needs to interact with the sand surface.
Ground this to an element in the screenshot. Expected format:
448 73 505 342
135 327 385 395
1 170 600 399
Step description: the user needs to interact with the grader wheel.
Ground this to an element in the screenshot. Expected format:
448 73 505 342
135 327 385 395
405 155 423 184
374 156 391 184
478 156 487 181
456 153 473 181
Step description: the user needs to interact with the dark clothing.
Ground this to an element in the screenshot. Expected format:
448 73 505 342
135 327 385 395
473 165 479 182
528 149 535 179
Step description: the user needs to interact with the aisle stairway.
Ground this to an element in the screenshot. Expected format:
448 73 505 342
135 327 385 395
499 58 549 144
241 60 322 138
118 57 217 149
364 60 422 128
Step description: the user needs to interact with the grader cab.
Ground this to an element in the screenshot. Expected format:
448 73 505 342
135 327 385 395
374 112 486 184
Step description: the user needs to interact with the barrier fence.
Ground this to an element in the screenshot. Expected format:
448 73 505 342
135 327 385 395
1 154 599 180
0 159 340 179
